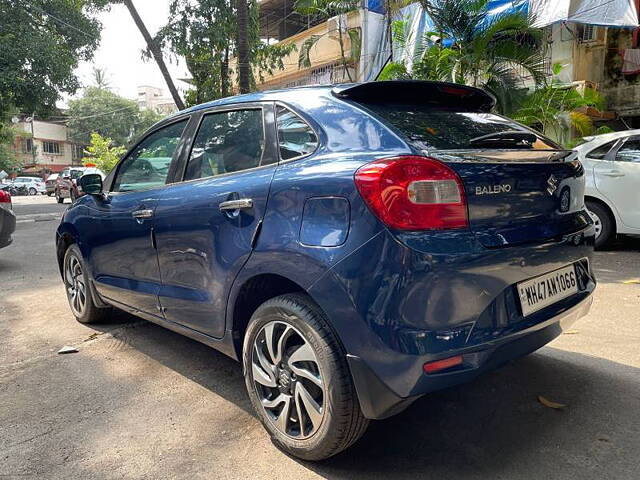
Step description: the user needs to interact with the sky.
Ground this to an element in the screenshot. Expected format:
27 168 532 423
68 0 190 104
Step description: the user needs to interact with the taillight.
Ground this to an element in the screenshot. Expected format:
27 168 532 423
0 190 11 210
354 155 468 230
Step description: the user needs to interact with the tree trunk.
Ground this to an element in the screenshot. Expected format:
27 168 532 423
222 46 230 97
236 0 250 94
122 0 185 110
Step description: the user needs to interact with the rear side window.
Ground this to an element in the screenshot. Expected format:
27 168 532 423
587 140 616 160
276 106 318 160
184 109 265 181
361 103 556 150
615 138 640 163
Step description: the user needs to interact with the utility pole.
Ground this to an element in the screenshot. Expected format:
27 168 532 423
29 113 37 168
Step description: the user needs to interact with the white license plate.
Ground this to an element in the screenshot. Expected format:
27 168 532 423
517 265 579 317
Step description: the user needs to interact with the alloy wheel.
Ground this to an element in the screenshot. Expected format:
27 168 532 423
65 255 87 317
251 321 325 439
586 208 602 239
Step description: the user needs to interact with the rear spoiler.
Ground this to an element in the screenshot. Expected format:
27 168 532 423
332 81 496 112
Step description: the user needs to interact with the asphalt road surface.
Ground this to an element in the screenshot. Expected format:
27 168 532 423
1 196 639 479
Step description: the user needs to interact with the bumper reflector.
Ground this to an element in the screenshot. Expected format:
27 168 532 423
423 355 463 374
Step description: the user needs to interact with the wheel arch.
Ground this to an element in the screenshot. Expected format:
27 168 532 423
227 273 307 358
585 194 617 234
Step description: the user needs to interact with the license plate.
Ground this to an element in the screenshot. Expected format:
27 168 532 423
517 265 579 317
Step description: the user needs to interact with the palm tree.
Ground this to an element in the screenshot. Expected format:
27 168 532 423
237 0 250 94
121 0 185 110
379 0 546 113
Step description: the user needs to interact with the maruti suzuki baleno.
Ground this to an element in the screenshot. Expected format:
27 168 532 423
56 81 596 460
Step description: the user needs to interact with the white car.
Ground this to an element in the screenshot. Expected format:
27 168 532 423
12 176 46 195
575 129 640 248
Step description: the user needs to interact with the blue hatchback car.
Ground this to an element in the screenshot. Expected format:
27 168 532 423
57 81 596 460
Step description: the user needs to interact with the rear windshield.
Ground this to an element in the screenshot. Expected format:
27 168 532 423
362 103 557 151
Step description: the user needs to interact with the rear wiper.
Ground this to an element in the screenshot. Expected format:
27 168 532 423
469 130 537 147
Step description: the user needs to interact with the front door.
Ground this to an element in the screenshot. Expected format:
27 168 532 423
154 105 278 338
85 119 189 315
594 136 640 229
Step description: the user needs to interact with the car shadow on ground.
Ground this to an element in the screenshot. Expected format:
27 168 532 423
88 317 639 479
592 235 640 284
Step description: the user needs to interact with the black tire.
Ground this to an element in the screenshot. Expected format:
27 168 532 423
586 200 614 249
28 187 37 196
243 293 369 461
56 190 64 204
63 244 111 324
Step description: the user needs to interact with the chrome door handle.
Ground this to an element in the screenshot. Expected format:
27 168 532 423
132 209 154 219
219 199 253 211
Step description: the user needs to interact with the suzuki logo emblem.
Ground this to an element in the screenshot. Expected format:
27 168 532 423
547 174 559 195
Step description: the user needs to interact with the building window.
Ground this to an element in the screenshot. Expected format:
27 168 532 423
580 24 597 42
72 144 85 161
22 138 33 153
43 141 62 155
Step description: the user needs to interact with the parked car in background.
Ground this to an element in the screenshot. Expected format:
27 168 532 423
0 189 15 249
574 129 640 248
45 173 60 196
56 81 596 460
55 166 105 203
12 176 46 195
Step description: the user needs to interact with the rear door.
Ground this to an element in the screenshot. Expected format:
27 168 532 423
594 135 640 229
359 103 589 247
83 118 190 315
153 103 278 338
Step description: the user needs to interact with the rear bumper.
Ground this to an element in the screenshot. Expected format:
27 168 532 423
347 293 592 419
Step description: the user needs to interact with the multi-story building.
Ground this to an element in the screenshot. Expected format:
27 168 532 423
12 116 84 176
137 85 178 115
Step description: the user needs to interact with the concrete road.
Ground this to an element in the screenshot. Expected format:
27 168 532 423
1 196 639 479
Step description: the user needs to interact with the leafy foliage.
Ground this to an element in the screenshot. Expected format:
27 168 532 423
67 87 163 147
153 0 294 104
379 0 546 113
512 85 607 146
82 132 126 173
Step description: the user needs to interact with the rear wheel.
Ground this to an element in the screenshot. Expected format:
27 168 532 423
243 293 368 461
63 244 111 323
56 190 64 204
28 187 37 196
586 200 613 249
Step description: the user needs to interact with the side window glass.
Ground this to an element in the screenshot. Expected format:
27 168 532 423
185 109 264 181
587 140 615 160
112 120 188 192
615 138 640 163
276 106 318 160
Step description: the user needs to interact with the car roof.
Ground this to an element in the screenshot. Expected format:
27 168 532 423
166 81 496 120
577 129 640 150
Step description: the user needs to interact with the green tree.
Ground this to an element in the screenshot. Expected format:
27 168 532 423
67 87 162 147
82 132 126 173
0 0 107 170
154 0 294 105
295 0 362 82
378 0 546 113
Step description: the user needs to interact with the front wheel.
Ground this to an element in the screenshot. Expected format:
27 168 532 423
63 244 111 323
243 293 369 461
586 200 614 249
56 191 64 204
28 187 37 196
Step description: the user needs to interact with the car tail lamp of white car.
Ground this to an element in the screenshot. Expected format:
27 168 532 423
0 190 11 210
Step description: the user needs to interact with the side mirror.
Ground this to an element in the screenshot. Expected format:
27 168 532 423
79 173 103 195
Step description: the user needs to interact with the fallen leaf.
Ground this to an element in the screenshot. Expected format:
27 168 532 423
538 395 566 409
622 279 640 284
84 332 104 342
58 345 79 354
563 330 579 335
